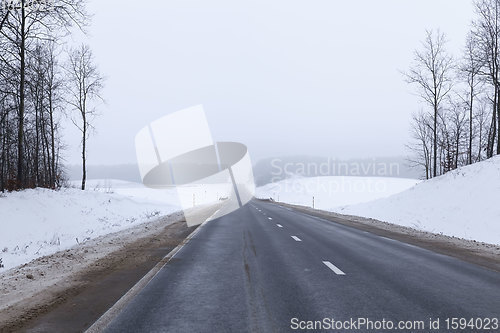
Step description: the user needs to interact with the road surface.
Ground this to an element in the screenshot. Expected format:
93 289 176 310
103 200 500 332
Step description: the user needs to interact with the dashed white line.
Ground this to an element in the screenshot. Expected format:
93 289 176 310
276 224 283 228
291 236 302 242
322 261 346 275
268 217 272 220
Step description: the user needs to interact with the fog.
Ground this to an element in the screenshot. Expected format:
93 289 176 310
62 0 474 168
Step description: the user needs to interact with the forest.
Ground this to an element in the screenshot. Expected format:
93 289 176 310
0 0 102 192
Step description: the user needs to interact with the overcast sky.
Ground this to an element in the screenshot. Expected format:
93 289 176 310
63 0 474 166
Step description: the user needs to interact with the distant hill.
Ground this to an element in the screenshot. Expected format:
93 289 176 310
253 156 422 186
66 155 422 186
65 164 142 183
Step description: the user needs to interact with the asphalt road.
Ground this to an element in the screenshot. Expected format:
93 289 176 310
103 200 500 332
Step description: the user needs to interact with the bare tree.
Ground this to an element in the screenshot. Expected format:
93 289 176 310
475 96 492 161
44 42 63 188
407 112 433 179
24 41 64 188
472 0 500 157
0 0 88 188
404 30 454 178
459 34 484 164
447 99 469 169
66 44 104 190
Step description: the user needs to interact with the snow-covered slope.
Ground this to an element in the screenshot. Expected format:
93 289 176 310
338 156 500 245
1 179 233 271
256 176 420 209
0 184 180 270
257 157 500 245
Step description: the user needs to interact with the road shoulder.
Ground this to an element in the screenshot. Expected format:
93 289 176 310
0 212 194 332
269 201 500 273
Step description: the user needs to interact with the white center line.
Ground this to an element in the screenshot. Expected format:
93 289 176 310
291 236 302 242
276 224 283 228
268 217 272 220
322 261 346 275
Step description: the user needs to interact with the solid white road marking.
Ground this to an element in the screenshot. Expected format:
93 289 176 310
291 236 302 242
323 261 346 275
276 224 283 228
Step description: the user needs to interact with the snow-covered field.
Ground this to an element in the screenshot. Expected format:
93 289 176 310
256 176 420 209
257 157 500 245
0 179 230 271
0 182 173 270
79 179 231 207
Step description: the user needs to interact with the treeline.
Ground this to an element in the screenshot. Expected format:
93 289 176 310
0 0 103 192
405 0 500 179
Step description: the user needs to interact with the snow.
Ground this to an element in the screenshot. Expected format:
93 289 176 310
256 176 420 209
78 179 233 208
4 154 499 272
0 179 233 271
257 157 500 245
0 183 174 270
337 156 500 245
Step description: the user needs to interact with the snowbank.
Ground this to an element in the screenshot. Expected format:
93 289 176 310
0 182 180 270
337 156 500 245
257 157 500 245
255 176 419 209
1 179 234 271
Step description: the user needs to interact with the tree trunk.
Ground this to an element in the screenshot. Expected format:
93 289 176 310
498 86 500 155
0 127 5 193
49 89 56 188
35 98 40 186
424 146 429 180
81 118 86 191
17 4 26 187
469 86 474 165
487 88 497 158
478 118 483 162
492 87 499 157
433 104 438 178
